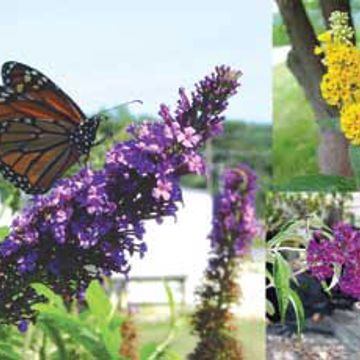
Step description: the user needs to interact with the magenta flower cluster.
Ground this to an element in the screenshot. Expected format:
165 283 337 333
210 164 258 255
0 66 240 326
307 223 360 299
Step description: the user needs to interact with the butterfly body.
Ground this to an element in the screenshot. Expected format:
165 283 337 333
0 61 101 194
69 117 100 156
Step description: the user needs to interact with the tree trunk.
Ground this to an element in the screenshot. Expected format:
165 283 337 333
320 0 355 38
276 0 353 176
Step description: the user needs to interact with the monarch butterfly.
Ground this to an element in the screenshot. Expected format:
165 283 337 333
0 61 103 194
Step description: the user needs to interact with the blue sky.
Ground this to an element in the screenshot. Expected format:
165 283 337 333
1 0 271 123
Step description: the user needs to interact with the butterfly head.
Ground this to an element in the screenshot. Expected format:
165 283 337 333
70 116 101 155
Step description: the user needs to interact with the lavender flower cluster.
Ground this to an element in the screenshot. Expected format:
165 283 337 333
210 164 258 255
0 66 240 327
307 223 360 299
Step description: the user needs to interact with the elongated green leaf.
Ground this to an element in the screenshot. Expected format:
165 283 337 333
274 254 291 322
85 280 112 323
322 263 342 294
350 145 360 189
100 326 121 360
39 312 110 360
31 283 66 312
40 320 67 360
288 289 305 335
100 316 124 360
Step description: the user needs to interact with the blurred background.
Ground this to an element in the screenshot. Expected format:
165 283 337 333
1 1 271 358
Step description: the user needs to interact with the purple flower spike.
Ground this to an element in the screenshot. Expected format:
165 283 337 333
0 66 241 326
210 164 258 255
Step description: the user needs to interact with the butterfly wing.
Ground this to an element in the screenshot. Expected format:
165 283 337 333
0 117 79 194
0 61 89 194
2 61 86 124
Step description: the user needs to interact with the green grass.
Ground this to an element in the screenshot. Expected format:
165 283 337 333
273 64 319 185
137 316 265 359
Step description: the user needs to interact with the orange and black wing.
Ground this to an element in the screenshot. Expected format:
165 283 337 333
0 116 79 194
2 61 86 125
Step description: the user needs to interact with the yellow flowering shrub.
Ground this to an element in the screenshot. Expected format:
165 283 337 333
316 11 360 145
340 103 360 145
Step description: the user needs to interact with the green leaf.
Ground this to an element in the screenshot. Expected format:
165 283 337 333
0 226 9 242
31 283 66 312
274 175 356 192
267 218 310 248
274 254 292 322
266 299 276 316
85 280 112 324
99 315 124 360
350 145 360 189
322 263 342 294
40 320 67 360
140 342 158 360
100 325 121 360
38 312 110 360
288 289 305 335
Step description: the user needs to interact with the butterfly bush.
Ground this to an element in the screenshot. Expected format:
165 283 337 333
190 164 257 360
307 223 360 299
210 164 258 255
0 66 241 327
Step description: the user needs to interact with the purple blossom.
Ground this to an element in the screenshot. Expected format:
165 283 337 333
18 320 28 333
210 164 258 255
0 66 240 326
307 223 360 299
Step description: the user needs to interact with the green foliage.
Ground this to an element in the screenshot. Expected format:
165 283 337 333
212 120 271 183
274 175 356 192
273 253 292 322
32 280 123 359
0 280 187 360
273 64 319 185
266 217 325 334
0 226 9 242
266 192 354 235
0 183 21 214
182 120 271 192
288 289 305 335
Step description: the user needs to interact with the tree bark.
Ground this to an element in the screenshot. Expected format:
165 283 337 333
276 0 353 176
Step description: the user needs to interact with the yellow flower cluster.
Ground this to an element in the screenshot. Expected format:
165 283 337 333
317 33 360 106
317 12 360 145
340 103 360 145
